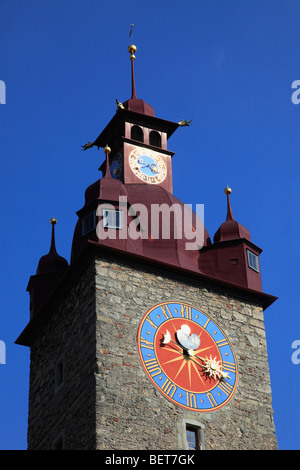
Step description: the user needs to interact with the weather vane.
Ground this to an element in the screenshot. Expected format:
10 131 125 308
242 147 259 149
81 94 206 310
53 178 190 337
129 23 134 42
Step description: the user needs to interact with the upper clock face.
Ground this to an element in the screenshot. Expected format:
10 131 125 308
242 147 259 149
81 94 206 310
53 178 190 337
129 147 167 184
110 152 122 179
137 302 238 412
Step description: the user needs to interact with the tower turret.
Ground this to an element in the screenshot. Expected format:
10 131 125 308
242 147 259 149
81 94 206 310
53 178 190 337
199 187 262 291
27 218 68 319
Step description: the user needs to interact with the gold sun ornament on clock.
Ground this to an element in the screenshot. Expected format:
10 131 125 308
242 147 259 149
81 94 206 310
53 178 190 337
201 355 231 380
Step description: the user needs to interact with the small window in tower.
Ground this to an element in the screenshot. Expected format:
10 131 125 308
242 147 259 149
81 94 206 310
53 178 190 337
82 210 96 236
186 427 197 450
55 355 65 392
247 249 260 273
103 209 123 229
149 130 161 148
131 125 144 142
183 420 205 450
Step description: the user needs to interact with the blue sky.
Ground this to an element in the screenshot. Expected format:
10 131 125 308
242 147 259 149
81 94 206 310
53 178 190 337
1 0 300 450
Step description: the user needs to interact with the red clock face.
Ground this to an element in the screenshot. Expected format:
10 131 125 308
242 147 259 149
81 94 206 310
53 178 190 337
155 318 222 394
137 302 238 412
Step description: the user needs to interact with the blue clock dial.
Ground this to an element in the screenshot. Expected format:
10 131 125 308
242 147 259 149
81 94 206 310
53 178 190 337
129 147 167 184
137 302 238 412
137 156 159 177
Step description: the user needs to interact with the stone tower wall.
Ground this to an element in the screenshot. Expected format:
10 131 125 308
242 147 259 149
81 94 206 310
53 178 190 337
26 254 277 450
94 255 277 450
27 263 97 450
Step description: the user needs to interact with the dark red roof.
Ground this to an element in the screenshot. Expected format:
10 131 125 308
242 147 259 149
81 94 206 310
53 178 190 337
214 188 251 243
122 97 155 117
71 176 211 272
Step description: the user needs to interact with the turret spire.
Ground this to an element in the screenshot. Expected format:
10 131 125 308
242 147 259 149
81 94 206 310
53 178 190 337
103 144 112 178
49 217 58 254
120 37 155 116
213 186 251 243
128 44 137 99
224 185 234 221
35 218 68 276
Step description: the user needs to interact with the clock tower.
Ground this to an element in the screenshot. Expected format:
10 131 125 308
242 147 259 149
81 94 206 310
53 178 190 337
96 45 177 194
16 43 278 450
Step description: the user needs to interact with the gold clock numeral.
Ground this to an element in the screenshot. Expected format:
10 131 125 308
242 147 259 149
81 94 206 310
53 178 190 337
145 316 157 329
161 379 176 398
144 358 161 377
160 304 173 319
179 304 192 320
216 338 228 348
186 391 197 409
217 380 233 396
140 337 154 350
222 361 236 373
206 392 217 408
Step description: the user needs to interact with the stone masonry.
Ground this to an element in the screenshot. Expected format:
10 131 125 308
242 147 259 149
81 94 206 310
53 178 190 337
27 262 97 450
94 255 277 450
26 252 277 450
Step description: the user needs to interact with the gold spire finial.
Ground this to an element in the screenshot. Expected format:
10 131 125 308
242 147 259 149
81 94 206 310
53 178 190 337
50 217 57 225
128 44 137 60
224 185 232 195
103 145 112 179
103 144 111 154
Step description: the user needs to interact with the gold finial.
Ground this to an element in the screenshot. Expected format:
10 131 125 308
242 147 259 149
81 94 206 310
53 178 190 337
224 185 232 195
103 144 111 154
128 44 137 60
50 217 57 225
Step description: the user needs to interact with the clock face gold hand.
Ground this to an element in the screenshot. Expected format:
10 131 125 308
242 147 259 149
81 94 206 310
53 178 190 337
138 162 158 174
150 164 158 174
